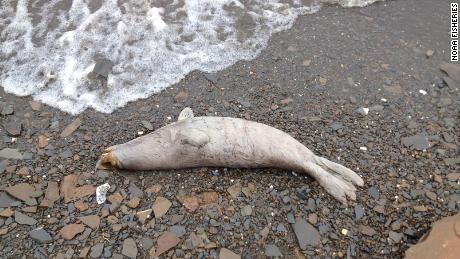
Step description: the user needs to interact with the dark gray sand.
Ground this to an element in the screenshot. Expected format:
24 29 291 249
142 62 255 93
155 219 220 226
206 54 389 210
0 0 458 258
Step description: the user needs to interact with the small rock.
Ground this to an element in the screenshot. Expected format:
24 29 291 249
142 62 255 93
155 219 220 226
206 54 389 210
75 201 88 211
5 121 22 136
0 148 23 159
368 186 380 200
155 231 180 256
308 213 318 225
152 197 172 218
302 59 311 66
40 181 60 208
60 118 82 138
37 135 49 149
280 97 293 105
78 215 100 230
16 167 29 176
178 195 199 212
141 120 154 131
92 58 113 78
29 227 53 243
227 183 242 198
446 173 460 182
15 211 37 225
401 135 431 150
29 101 42 111
79 247 90 258
128 184 144 198
241 205 252 217
319 77 327 85
136 209 152 224
122 238 138 258
330 122 343 131
90 243 104 258
389 231 403 242
219 248 241 259
413 205 428 212
0 208 14 217
425 191 437 201
204 73 219 84
6 183 35 202
355 107 369 116
265 244 283 257
354 205 364 220
170 225 186 237
0 192 16 208
174 91 189 103
1 104 14 115
426 49 434 58
59 224 85 240
293 219 320 249
373 205 385 214
127 197 141 208
358 225 377 236
146 184 162 193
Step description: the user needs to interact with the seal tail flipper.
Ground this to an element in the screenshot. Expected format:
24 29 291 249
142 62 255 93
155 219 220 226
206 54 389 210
315 157 364 187
303 162 357 204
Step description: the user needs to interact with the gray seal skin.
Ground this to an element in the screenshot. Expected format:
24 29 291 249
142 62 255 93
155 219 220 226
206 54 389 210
97 108 364 204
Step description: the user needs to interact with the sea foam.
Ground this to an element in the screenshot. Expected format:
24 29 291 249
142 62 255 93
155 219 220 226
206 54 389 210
0 0 382 114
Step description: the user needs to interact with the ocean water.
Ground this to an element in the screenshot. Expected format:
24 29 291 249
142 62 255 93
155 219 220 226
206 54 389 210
0 0 381 114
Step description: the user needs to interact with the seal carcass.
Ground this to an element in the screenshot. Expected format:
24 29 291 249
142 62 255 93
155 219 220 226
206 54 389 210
97 108 364 203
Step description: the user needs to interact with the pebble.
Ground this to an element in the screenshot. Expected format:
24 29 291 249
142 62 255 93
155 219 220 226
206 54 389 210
368 186 380 200
265 244 283 257
5 121 22 136
0 148 23 160
0 192 17 208
227 183 242 198
6 183 35 201
330 122 343 131
293 219 320 249
136 209 153 224
90 243 104 258
15 211 37 225
152 197 172 218
122 238 138 258
358 225 377 236
287 212 296 224
155 231 180 257
60 118 82 138
58 224 85 240
401 134 431 150
29 101 42 111
40 181 60 208
1 104 14 115
446 173 460 182
170 225 186 237
389 231 403 243
127 197 141 208
141 120 154 130
354 205 364 220
78 215 100 230
241 205 252 216
219 248 241 259
29 227 53 243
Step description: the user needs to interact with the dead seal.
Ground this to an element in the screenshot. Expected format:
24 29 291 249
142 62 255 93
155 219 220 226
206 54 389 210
97 107 364 203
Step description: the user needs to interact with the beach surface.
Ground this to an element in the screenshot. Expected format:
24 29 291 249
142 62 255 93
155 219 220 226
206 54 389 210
0 0 458 258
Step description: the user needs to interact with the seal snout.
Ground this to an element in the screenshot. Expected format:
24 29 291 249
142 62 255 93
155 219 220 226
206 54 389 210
96 147 122 170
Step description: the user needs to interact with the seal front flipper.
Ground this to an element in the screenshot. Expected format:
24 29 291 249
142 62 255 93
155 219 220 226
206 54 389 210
176 128 210 148
178 107 194 121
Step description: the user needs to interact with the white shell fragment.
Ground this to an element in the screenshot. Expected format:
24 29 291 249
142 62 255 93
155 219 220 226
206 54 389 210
96 183 111 204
